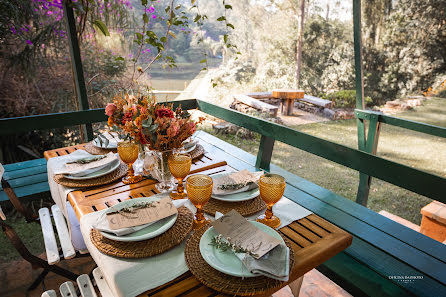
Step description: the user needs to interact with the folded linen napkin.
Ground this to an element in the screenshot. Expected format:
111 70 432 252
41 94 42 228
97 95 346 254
215 212 290 281
213 170 263 196
93 197 187 236
183 139 198 150
54 151 117 176
96 131 119 148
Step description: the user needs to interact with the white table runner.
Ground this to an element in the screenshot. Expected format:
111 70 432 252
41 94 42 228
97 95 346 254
47 150 93 251
80 196 312 297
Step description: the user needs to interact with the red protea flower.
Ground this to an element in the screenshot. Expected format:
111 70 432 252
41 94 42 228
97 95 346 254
122 111 133 124
155 107 174 118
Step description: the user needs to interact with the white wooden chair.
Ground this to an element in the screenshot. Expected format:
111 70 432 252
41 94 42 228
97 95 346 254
41 268 114 297
0 163 88 291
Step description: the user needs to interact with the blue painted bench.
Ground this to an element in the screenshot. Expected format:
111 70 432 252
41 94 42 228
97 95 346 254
0 158 49 202
195 131 446 297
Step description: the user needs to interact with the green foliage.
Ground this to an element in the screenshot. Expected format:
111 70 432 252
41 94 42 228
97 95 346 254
322 90 373 108
365 0 446 100
211 0 445 104
438 90 446 99
93 20 110 36
301 17 355 94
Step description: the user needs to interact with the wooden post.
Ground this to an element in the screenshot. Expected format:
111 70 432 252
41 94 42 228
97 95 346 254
63 0 94 142
256 135 275 171
353 0 380 206
356 114 381 205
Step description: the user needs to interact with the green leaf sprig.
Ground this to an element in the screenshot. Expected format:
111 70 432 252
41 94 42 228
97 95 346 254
209 234 259 257
107 201 158 216
66 155 106 164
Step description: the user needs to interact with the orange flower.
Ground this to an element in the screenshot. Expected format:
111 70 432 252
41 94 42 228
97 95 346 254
108 117 114 127
135 116 142 127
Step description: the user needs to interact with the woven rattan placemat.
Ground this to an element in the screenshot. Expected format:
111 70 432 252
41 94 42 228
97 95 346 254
185 224 295 296
90 206 193 258
53 162 127 188
190 144 205 160
84 141 117 155
203 196 266 217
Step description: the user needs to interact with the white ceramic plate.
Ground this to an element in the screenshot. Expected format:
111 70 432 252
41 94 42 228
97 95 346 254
199 221 284 277
211 172 260 202
100 196 177 242
63 158 120 180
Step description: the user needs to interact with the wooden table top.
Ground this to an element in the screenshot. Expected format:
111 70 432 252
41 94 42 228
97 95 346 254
44 143 352 297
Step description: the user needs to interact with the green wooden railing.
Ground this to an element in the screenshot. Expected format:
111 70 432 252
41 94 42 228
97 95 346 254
354 108 446 206
355 109 446 138
0 99 197 137
1 99 446 205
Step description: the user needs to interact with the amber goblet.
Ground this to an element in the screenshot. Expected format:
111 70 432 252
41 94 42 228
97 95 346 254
256 174 285 229
117 141 143 185
186 174 213 229
168 152 192 200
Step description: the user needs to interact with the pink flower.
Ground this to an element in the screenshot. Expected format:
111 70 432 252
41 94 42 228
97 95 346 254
167 121 180 137
188 122 196 134
132 104 138 114
105 103 117 116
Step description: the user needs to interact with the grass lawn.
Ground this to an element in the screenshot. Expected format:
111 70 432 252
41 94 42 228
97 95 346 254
0 196 51 262
204 97 446 225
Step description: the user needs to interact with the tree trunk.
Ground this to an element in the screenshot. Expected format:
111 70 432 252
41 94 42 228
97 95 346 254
326 2 330 21
296 0 305 88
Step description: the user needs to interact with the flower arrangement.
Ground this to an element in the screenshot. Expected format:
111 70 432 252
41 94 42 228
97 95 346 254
105 94 202 151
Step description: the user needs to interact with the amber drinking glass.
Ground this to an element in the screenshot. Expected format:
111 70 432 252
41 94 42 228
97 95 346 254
186 174 213 229
168 152 192 200
256 174 285 229
117 141 143 185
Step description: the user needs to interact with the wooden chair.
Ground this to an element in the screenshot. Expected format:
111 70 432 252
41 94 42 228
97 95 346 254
41 268 113 297
1 174 88 291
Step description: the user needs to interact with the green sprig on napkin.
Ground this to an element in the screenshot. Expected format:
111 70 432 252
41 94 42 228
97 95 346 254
217 182 252 191
66 155 106 164
106 201 157 216
209 234 260 258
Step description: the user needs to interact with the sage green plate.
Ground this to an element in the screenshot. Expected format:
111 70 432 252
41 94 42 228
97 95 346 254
199 221 284 278
211 172 260 202
100 196 177 242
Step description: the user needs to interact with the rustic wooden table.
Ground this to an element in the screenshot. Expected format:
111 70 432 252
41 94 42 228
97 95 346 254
44 139 352 297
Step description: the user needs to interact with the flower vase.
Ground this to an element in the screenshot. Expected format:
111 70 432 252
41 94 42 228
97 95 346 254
133 145 146 176
152 150 175 193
